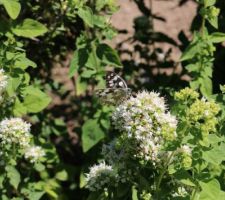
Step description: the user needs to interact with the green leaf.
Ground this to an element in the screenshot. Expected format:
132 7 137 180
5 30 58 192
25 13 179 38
132 187 138 200
55 170 68 181
81 69 96 78
27 191 45 200
173 170 196 187
220 85 225 94
186 64 199 72
190 79 201 90
6 166 20 189
12 18 48 38
6 76 22 97
219 191 225 199
93 15 106 28
13 98 27 116
96 0 107 11
69 48 89 78
96 43 122 67
1 195 10 200
199 179 221 200
204 66 213 78
75 76 87 95
180 41 200 61
82 119 105 152
207 16 218 29
22 86 51 113
78 7 94 27
200 76 212 97
15 56 37 70
209 32 225 43
203 143 225 165
204 0 216 7
208 134 224 144
0 174 5 189
80 172 86 188
0 0 21 19
21 188 45 200
34 163 45 172
85 50 99 70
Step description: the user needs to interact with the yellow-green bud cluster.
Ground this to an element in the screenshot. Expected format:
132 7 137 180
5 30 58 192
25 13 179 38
187 98 220 137
174 87 199 102
172 145 192 170
207 6 220 18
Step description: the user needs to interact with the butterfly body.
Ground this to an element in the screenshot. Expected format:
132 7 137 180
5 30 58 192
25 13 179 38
96 72 131 105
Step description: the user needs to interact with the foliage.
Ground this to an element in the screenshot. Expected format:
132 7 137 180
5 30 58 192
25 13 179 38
0 1 64 199
1 0 225 199
181 0 225 97
85 87 225 200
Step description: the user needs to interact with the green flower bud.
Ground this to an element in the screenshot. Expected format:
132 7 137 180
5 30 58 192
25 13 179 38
209 6 220 18
174 88 199 102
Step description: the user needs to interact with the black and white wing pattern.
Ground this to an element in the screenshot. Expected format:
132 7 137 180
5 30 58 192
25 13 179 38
95 72 131 105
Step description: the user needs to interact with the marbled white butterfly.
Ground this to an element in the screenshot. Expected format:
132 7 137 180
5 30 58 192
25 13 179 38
95 72 131 105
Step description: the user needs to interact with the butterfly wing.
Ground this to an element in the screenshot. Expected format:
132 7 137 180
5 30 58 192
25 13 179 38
96 88 131 105
106 72 128 88
95 72 131 105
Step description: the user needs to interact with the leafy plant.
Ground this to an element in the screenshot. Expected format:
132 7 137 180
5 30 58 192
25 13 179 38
0 1 64 199
1 0 225 199
182 0 225 96
85 87 225 200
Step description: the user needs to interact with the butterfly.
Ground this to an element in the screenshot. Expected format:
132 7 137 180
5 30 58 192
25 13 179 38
95 72 131 105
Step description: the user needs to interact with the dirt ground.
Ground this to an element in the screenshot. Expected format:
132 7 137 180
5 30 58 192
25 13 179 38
111 0 197 60
52 0 197 92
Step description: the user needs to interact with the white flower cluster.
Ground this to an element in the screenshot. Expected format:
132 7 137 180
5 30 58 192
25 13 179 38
0 118 31 147
173 144 192 169
0 117 45 163
172 186 188 197
179 145 192 155
112 91 177 165
0 69 8 93
86 91 178 191
85 162 116 191
0 69 8 103
24 146 45 163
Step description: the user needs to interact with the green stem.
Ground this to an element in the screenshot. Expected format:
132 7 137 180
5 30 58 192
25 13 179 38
191 184 200 200
155 151 175 200
201 2 206 37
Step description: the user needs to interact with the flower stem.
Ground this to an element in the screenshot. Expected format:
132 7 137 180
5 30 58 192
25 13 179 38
191 185 199 200
201 2 206 37
155 152 175 200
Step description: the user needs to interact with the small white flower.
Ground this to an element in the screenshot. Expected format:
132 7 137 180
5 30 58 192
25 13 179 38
112 91 177 165
0 69 8 93
85 162 116 191
24 145 45 163
0 118 31 148
180 145 192 155
172 186 188 197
